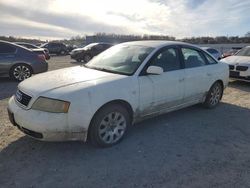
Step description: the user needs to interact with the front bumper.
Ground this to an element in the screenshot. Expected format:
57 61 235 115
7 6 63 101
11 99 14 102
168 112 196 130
229 64 250 82
229 71 250 82
7 96 87 141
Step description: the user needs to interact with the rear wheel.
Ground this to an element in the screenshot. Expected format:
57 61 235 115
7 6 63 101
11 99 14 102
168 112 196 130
89 104 131 147
203 82 223 108
10 64 32 81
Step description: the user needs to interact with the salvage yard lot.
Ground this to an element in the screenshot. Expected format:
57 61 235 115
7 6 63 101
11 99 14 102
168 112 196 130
0 56 250 188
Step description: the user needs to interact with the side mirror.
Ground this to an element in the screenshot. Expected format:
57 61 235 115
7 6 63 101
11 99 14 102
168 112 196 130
146 66 163 75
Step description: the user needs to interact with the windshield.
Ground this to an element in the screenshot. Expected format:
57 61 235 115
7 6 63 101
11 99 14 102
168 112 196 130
235 47 250 56
85 44 154 75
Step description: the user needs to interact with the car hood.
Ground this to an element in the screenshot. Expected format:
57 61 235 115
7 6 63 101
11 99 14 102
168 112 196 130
222 56 250 65
18 66 125 95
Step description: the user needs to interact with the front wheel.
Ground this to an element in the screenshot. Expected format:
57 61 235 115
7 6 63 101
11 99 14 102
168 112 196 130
89 104 131 147
203 82 223 108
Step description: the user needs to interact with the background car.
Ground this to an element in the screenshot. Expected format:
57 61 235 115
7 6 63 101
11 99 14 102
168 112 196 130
221 47 242 59
8 41 228 147
15 42 50 60
40 42 68 55
66 44 77 52
201 47 221 60
0 40 48 81
70 42 113 62
221 46 250 82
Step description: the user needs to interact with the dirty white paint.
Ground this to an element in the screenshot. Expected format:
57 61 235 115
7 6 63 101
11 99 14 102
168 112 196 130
8 41 229 142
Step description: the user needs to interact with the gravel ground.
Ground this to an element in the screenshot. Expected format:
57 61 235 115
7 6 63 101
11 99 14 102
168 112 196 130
0 56 250 188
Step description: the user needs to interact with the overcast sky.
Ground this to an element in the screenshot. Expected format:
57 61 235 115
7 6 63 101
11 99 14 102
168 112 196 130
0 0 250 40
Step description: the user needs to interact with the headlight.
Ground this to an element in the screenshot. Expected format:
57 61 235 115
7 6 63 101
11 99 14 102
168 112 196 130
32 97 70 113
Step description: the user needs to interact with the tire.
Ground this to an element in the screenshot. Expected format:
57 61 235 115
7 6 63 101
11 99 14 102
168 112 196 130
89 104 131 147
203 82 223 108
10 64 32 81
83 54 91 62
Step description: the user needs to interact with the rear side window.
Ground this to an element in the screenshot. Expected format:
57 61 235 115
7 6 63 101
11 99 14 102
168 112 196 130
204 53 217 64
181 48 206 68
0 43 16 54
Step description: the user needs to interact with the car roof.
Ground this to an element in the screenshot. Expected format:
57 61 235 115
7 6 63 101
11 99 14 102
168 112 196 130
119 40 198 49
0 40 33 52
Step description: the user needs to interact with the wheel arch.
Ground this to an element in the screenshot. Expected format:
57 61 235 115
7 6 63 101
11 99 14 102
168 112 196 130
87 99 134 139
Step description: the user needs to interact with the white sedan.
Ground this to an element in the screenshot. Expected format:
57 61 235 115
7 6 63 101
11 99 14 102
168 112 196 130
8 41 229 147
221 46 250 82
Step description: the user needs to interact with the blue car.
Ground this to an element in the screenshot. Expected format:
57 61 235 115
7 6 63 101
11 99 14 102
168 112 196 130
0 40 48 81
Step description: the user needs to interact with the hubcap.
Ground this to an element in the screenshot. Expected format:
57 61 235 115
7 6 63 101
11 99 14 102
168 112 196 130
13 65 31 81
209 84 221 106
98 112 126 144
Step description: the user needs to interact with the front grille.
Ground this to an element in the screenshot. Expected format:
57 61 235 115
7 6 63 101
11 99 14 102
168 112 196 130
229 65 234 70
15 89 32 107
236 66 248 71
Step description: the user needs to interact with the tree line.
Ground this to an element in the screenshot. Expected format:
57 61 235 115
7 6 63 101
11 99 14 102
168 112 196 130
1 32 250 46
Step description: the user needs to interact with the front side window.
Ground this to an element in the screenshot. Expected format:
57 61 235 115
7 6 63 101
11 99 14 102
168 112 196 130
182 48 206 68
150 48 180 72
85 45 154 75
0 43 16 54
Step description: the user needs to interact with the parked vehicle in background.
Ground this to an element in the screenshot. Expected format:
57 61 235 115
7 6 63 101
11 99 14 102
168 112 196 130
8 41 228 147
201 47 221 60
40 42 68 55
15 42 50 60
221 47 242 59
66 44 77 52
0 40 48 81
70 43 113 62
221 46 250 82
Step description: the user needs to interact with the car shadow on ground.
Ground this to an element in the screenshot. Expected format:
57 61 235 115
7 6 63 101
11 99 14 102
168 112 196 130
228 80 250 92
1 102 250 187
0 77 18 100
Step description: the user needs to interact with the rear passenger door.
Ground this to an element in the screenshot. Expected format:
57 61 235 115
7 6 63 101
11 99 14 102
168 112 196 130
0 42 16 75
180 47 211 103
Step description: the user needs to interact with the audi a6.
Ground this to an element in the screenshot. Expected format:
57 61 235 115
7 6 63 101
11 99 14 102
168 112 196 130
8 41 229 147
